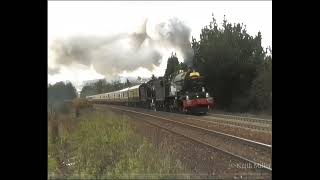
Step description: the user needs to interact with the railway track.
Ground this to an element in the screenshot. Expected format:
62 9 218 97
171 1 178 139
116 106 272 144
207 113 272 124
94 104 272 174
187 115 271 132
143 109 272 132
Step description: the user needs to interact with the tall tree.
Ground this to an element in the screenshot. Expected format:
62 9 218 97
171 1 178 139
80 85 97 98
192 15 268 112
94 79 105 94
48 81 78 111
65 82 78 99
250 53 272 113
164 53 180 79
125 78 131 87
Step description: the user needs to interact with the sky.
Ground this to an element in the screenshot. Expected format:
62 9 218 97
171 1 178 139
48 1 272 91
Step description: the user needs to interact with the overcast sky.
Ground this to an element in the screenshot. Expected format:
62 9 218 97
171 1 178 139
48 1 272 91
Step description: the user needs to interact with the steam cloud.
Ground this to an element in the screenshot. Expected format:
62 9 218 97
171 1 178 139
48 67 60 75
154 18 194 65
49 18 194 79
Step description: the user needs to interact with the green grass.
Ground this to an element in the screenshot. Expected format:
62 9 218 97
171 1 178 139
48 109 189 179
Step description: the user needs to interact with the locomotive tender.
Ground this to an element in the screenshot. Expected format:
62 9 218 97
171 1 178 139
86 69 214 114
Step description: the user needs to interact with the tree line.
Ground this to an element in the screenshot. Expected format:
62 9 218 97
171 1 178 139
48 81 78 112
48 78 145 107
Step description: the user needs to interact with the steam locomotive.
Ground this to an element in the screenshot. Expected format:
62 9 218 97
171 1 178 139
86 69 214 114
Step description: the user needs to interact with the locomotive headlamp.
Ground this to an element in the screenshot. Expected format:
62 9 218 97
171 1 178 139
206 92 209 98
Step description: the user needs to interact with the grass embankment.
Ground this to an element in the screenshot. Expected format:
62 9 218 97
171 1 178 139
48 107 188 179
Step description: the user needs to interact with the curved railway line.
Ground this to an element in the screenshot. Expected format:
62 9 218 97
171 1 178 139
94 104 272 174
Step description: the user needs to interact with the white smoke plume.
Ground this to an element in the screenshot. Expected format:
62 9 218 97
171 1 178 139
49 18 194 79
